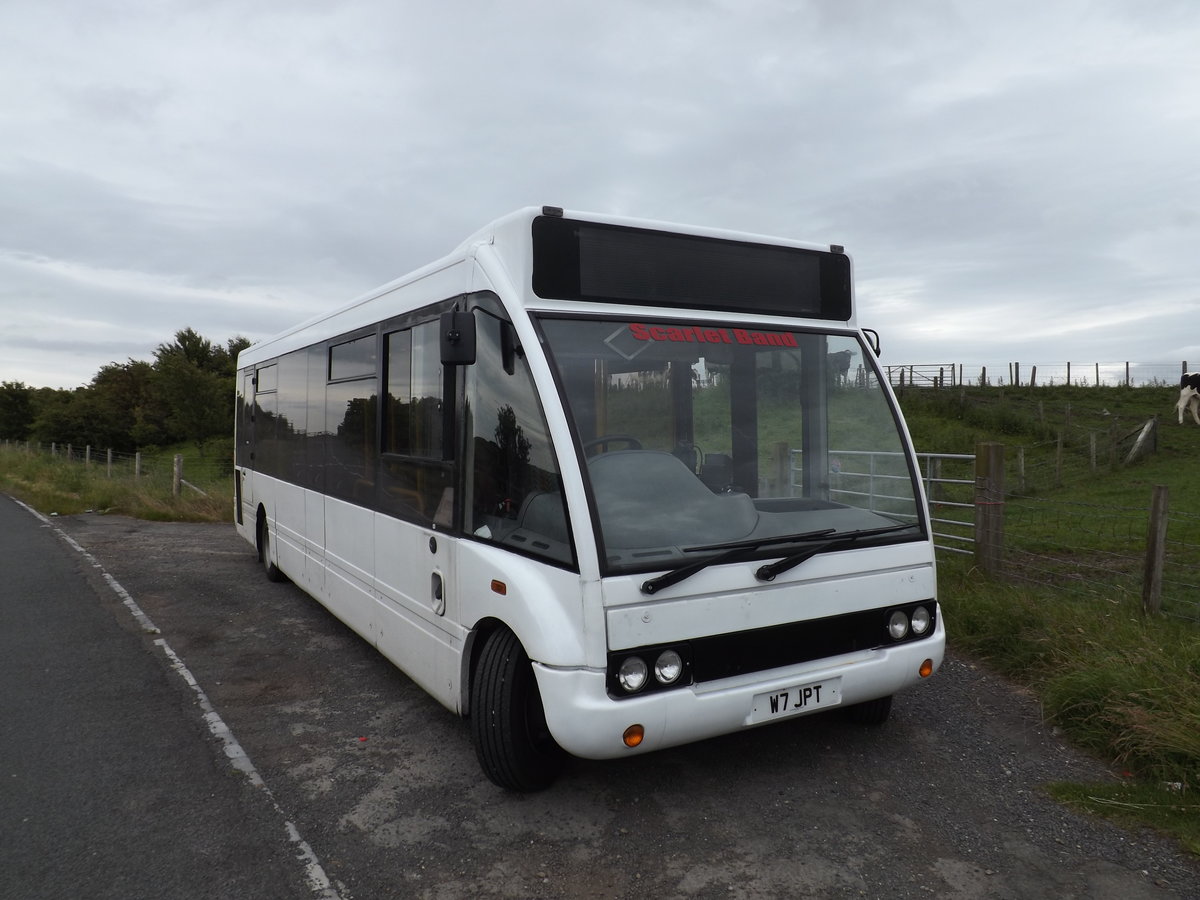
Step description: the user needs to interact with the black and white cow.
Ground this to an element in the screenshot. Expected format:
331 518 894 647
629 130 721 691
828 349 855 387
1178 372 1200 425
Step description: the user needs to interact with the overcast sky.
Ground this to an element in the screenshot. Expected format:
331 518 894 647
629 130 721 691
3 0 1198 390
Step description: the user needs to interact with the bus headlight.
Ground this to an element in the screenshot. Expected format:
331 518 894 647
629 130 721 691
910 605 931 636
654 650 683 685
887 610 909 640
617 656 649 693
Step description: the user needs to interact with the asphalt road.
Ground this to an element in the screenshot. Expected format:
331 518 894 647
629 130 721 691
2 494 1197 899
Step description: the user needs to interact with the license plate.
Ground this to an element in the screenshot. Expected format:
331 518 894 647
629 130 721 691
752 677 841 723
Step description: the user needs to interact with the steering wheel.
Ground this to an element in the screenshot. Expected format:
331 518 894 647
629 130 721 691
582 434 643 456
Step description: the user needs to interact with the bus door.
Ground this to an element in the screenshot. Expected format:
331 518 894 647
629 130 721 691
235 368 256 524
373 318 458 681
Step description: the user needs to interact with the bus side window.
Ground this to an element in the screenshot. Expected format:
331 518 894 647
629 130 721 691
465 313 572 565
326 335 378 504
378 322 451 525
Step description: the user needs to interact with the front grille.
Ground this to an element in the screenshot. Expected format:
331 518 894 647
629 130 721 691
689 601 935 683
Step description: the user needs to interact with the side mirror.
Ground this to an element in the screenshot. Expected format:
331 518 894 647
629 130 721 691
863 328 881 357
440 309 476 365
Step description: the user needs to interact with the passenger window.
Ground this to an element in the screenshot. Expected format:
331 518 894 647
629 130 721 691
383 322 443 459
325 378 377 503
329 334 376 381
379 321 450 525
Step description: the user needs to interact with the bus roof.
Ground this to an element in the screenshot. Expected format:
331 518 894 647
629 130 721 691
238 207 853 367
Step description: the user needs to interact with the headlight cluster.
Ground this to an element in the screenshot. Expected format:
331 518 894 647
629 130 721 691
886 604 933 641
610 647 690 697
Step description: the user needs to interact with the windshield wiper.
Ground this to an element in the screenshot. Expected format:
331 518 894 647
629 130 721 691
640 529 836 595
754 523 920 582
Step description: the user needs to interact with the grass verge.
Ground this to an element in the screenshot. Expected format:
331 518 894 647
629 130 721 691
940 555 1199 854
0 443 232 522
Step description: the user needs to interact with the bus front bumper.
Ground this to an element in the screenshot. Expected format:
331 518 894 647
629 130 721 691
533 615 945 761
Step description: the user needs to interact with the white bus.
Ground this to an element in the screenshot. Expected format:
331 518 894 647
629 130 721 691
234 206 944 790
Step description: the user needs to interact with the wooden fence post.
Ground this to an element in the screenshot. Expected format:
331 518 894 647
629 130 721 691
1143 485 1169 615
974 442 1005 575
173 454 183 498
1126 416 1158 465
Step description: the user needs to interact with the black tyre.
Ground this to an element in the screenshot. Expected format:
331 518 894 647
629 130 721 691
847 694 892 725
259 517 286 583
471 627 565 791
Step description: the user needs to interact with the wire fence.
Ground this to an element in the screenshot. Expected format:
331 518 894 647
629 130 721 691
883 361 1193 389
876 450 1200 624
1 440 233 498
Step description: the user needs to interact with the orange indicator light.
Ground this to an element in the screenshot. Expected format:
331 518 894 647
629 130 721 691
622 725 645 748
919 658 934 678
490 579 507 595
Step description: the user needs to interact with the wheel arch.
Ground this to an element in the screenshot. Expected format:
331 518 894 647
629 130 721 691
460 616 508 717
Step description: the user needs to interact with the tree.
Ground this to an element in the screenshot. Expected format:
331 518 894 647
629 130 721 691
91 360 161 450
151 328 249 449
0 381 34 440
16 328 251 451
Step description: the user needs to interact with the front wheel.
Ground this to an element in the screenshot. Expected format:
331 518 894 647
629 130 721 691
470 628 565 791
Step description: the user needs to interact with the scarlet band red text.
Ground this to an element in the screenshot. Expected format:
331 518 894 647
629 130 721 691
628 323 798 348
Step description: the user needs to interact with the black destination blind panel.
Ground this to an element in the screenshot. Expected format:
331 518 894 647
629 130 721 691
532 215 851 320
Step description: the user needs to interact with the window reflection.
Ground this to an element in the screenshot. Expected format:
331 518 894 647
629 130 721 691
465 311 571 565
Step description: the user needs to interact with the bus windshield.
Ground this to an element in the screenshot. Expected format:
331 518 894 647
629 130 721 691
537 316 923 575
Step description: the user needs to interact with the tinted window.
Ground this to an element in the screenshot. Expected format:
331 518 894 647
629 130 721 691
330 334 376 381
379 320 451 525
383 322 443 459
325 377 377 503
464 311 572 566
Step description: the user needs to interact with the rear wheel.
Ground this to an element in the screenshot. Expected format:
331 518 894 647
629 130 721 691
471 627 564 791
258 516 285 583
847 694 892 725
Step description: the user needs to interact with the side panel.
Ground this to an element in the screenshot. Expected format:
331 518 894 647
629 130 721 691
372 513 462 710
304 490 325 592
323 496 376 638
456 540 589 670
274 481 307 580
